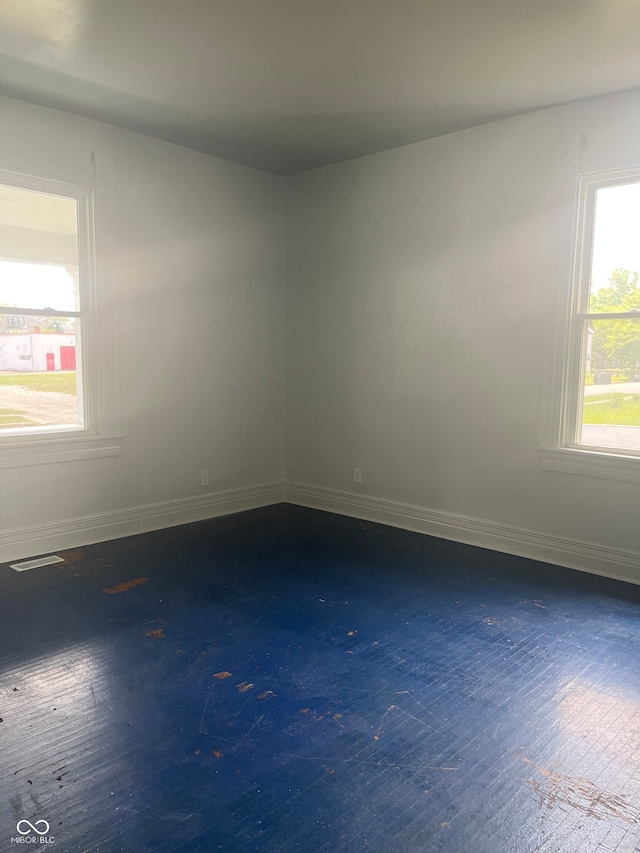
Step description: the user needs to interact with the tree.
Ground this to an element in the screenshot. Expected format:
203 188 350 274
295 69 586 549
590 269 640 373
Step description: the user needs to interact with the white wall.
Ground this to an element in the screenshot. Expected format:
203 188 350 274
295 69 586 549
4 89 640 580
284 90 640 582
0 97 285 560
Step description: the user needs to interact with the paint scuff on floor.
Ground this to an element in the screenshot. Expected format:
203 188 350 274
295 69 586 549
519 755 638 824
102 577 149 594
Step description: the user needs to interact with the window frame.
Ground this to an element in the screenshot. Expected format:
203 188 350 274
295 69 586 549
0 153 121 469
541 161 640 483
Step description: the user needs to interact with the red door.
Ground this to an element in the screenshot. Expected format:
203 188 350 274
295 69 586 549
46 353 55 371
60 346 76 370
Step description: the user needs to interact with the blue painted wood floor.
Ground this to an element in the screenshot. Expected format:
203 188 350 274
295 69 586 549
2 505 640 852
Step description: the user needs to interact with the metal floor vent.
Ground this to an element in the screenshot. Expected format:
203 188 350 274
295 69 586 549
9 555 65 572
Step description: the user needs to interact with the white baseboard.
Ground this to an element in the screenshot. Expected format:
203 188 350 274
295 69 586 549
5 478 638 588
284 481 640 587
0 482 284 564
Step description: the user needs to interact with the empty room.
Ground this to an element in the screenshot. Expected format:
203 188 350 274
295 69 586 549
2 2 640 851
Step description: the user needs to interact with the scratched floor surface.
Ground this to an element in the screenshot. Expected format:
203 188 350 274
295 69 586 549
2 504 640 852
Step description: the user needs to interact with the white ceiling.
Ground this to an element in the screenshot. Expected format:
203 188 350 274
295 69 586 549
1 0 640 174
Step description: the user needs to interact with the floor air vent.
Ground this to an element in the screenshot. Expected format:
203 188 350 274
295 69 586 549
9 555 65 572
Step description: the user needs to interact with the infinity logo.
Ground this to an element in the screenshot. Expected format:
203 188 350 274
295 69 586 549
16 819 50 835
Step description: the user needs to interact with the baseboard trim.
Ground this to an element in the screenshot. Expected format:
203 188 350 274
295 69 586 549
6 478 638 587
0 482 284 564
284 481 640 586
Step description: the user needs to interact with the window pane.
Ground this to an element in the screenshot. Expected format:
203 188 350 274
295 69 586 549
0 183 83 434
580 318 640 451
589 182 640 313
0 184 78 311
0 316 81 430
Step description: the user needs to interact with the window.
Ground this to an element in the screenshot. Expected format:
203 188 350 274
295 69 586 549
0 184 83 431
542 166 640 482
0 156 120 468
579 180 640 453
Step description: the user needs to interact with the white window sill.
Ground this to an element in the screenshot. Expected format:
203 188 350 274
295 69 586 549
0 432 122 469
540 446 640 483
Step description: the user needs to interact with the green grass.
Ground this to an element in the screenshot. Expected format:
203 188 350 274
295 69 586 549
585 394 630 404
0 408 37 427
583 394 640 426
0 372 76 395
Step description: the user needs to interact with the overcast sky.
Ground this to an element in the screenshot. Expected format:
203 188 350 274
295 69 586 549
591 181 640 292
0 261 76 311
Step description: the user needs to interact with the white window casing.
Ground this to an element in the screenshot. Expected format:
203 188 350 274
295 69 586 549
0 152 121 468
541 145 640 483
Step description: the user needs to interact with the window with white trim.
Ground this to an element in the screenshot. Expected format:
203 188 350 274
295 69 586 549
0 182 84 430
0 157 120 468
542 166 640 481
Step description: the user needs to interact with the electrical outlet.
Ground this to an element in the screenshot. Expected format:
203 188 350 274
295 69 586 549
353 467 362 484
200 469 210 487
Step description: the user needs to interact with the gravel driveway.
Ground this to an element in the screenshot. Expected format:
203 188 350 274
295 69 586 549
0 384 78 426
